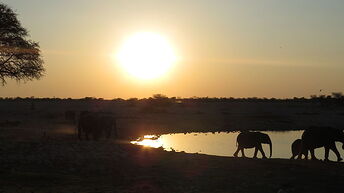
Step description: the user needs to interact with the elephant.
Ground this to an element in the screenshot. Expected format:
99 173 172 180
297 126 344 162
78 111 117 140
98 115 117 139
78 111 98 140
233 131 272 159
290 139 308 159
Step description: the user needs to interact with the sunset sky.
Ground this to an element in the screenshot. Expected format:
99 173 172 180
1 0 343 99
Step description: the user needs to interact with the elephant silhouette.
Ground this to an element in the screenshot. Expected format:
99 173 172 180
98 114 117 139
233 131 272 159
290 139 308 159
78 111 117 140
297 126 344 162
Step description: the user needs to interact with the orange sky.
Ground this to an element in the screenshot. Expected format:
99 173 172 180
1 0 343 99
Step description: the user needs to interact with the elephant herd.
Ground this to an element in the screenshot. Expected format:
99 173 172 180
74 111 344 162
77 111 118 140
233 126 344 162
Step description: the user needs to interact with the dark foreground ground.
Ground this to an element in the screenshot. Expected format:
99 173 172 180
1 131 343 193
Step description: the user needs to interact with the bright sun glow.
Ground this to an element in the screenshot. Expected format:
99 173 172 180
117 32 177 80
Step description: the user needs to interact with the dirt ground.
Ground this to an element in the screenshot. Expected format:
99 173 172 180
0 100 344 193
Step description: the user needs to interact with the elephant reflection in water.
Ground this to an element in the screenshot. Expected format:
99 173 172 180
297 126 344 162
233 131 272 159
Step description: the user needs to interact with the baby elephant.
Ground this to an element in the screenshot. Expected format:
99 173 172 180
290 139 308 159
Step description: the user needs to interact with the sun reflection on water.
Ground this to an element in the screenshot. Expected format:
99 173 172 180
131 135 163 148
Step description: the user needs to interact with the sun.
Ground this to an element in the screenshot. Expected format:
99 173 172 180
116 32 177 80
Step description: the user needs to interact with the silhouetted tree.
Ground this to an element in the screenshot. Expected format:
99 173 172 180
152 94 168 100
0 3 44 85
152 94 172 106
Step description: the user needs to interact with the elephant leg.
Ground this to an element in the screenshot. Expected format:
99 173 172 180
291 149 298 159
324 146 330 161
297 142 304 160
329 143 342 162
78 127 82 140
233 147 240 157
296 149 303 159
290 154 295 159
304 150 309 160
310 148 318 160
241 148 246 157
257 144 267 158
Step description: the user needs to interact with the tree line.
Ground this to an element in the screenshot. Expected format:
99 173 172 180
0 92 343 105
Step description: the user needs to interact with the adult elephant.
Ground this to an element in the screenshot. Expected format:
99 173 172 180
78 111 117 140
297 126 344 162
233 131 272 159
290 139 308 159
78 111 99 140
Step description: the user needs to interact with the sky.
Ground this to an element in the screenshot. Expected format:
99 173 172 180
0 0 343 99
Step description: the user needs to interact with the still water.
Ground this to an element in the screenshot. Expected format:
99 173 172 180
132 131 343 161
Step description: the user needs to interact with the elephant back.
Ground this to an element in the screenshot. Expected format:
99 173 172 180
237 132 262 148
302 126 341 148
78 112 100 133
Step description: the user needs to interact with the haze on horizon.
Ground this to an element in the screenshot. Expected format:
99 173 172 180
1 0 343 99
